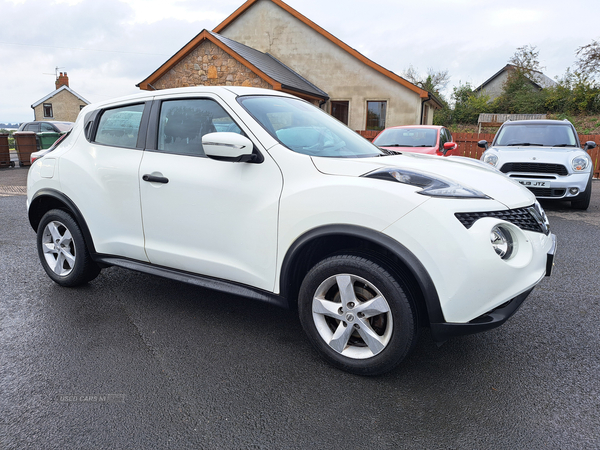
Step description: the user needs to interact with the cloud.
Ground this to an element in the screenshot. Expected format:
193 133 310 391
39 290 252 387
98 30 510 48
1 0 597 122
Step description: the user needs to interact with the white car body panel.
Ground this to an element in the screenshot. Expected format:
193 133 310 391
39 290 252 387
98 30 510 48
139 149 282 291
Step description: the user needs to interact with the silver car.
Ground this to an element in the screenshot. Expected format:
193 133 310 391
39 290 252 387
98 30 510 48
479 119 597 210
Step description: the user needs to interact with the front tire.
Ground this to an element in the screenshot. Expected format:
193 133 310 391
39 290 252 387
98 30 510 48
571 176 592 210
298 255 417 376
37 209 100 286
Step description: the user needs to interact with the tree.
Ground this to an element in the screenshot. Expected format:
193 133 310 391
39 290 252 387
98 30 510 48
403 66 450 97
508 44 544 83
494 45 547 114
575 38 600 78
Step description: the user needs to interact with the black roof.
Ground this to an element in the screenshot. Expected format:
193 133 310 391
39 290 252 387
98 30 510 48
501 119 572 126
208 31 328 100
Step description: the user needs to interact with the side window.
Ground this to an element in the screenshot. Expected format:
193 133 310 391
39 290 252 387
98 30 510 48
95 104 145 149
439 129 448 146
157 98 243 157
41 123 56 132
25 123 40 132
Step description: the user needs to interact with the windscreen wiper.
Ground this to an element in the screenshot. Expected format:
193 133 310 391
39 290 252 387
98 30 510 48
506 143 544 146
378 148 402 156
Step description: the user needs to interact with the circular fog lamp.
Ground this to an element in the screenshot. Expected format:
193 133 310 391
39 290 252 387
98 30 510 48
569 187 579 195
490 226 513 259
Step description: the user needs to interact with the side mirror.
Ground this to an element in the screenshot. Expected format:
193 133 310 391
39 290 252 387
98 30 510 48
442 142 457 156
477 140 489 150
202 132 257 163
584 141 597 152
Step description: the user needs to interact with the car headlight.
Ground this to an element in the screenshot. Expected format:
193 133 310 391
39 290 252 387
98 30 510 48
571 156 589 171
364 168 489 199
482 153 498 167
490 225 513 259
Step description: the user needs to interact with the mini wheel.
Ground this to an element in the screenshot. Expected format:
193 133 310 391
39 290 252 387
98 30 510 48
298 254 417 375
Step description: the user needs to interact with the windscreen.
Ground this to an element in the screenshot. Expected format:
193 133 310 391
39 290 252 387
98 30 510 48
373 128 437 147
238 95 383 158
494 124 578 147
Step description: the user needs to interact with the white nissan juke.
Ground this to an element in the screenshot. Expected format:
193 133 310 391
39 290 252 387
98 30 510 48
27 87 556 375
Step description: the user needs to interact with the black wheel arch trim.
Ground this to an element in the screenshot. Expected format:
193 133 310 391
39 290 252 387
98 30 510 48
28 188 97 255
279 224 445 324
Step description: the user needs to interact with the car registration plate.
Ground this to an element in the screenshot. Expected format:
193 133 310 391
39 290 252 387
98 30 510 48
518 179 549 188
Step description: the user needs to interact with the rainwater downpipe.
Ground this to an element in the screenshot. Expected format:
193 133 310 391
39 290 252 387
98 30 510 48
420 96 429 125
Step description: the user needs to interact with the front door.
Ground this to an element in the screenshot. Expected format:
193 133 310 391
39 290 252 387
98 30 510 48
138 96 282 292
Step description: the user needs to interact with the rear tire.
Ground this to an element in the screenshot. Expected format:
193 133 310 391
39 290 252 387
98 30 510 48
37 209 101 286
298 254 417 376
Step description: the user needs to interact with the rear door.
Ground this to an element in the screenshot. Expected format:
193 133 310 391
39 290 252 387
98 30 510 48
58 102 151 261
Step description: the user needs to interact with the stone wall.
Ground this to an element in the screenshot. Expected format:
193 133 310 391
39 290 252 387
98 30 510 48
153 40 273 91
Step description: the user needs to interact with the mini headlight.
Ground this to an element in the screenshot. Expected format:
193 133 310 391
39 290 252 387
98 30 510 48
482 153 498 167
490 225 513 259
571 156 589 171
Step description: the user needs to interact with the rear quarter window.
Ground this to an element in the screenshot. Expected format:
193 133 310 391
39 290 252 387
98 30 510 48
94 104 145 149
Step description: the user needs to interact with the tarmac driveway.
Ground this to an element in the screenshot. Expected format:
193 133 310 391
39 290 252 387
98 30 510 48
1 167 599 449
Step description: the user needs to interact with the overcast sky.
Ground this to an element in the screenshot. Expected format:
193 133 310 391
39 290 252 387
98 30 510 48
1 0 598 123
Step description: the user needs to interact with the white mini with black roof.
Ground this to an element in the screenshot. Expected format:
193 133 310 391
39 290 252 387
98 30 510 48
479 119 597 210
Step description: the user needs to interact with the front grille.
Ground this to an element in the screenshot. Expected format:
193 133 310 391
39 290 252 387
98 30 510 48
500 162 568 176
527 187 566 198
455 207 546 234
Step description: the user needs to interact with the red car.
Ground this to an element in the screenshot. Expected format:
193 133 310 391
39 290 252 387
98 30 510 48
372 125 458 156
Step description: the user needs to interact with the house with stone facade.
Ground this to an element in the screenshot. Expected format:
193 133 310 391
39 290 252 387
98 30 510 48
138 0 441 133
31 72 90 122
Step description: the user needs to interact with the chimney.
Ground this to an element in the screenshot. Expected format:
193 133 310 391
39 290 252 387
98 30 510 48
55 72 69 89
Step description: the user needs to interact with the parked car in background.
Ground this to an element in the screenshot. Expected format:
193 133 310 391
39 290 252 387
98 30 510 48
29 132 70 164
479 119 597 210
372 125 458 156
18 121 74 133
27 86 555 375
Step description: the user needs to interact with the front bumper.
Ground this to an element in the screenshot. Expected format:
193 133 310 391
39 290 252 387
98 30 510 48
508 172 591 199
429 233 556 342
429 288 533 342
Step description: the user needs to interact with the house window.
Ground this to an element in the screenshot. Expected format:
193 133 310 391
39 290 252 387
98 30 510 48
330 101 349 125
43 103 53 118
366 101 386 131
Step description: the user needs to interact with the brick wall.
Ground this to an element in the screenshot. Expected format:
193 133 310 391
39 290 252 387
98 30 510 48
153 41 273 90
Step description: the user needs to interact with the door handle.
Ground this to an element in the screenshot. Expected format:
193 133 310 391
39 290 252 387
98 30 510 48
142 174 169 184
